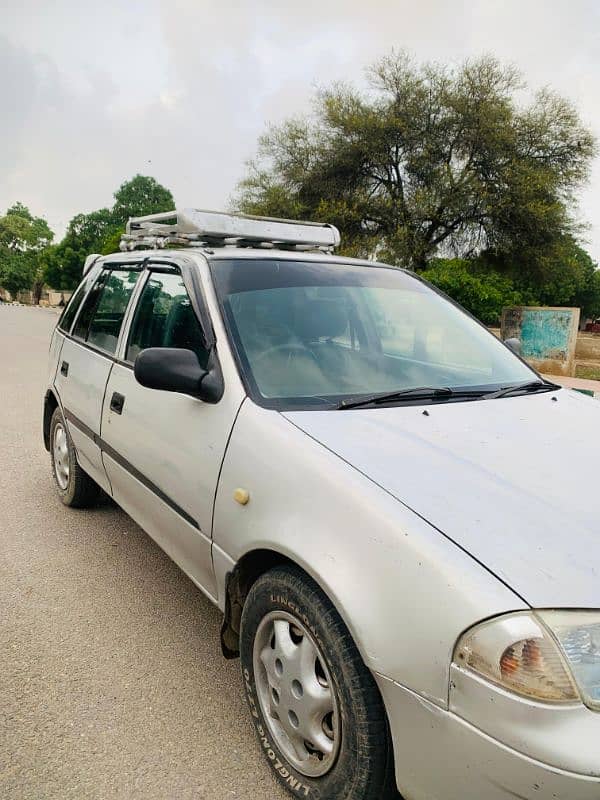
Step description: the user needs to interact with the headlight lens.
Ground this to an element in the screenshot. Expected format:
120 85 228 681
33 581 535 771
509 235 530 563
454 612 579 703
538 611 600 711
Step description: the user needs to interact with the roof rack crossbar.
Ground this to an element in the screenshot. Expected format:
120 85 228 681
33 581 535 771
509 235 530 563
120 208 341 253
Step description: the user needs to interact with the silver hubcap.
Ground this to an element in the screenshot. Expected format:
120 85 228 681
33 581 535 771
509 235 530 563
253 611 340 777
53 423 70 490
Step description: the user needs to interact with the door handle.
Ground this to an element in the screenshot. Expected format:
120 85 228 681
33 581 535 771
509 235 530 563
60 361 69 376
110 392 125 415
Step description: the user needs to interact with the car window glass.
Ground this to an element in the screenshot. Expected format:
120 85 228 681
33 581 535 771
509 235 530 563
72 271 108 341
57 268 98 333
86 270 140 354
363 288 489 371
73 269 140 354
213 258 535 407
126 271 209 368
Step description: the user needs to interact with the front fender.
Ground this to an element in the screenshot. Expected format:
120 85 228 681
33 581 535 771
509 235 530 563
212 402 525 707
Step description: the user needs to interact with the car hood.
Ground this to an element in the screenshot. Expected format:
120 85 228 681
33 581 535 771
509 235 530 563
284 389 600 608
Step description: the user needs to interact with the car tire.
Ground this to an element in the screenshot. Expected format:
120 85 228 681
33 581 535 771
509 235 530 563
240 564 397 800
49 407 101 508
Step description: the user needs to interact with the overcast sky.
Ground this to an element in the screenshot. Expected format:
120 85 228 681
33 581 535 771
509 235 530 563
1 0 599 259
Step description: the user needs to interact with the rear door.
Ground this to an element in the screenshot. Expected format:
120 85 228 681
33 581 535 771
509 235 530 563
100 258 244 600
55 264 144 492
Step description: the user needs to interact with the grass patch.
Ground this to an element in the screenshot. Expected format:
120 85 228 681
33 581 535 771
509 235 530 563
575 364 600 381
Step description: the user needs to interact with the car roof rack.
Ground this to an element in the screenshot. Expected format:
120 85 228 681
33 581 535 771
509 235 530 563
120 209 341 253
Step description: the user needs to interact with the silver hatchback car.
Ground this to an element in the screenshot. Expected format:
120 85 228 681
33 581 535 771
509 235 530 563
44 210 600 800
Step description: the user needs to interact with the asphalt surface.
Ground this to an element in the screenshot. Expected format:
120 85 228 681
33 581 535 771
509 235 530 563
0 305 288 799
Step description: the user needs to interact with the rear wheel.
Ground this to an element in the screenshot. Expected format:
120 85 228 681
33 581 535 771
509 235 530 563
50 407 101 508
240 565 397 800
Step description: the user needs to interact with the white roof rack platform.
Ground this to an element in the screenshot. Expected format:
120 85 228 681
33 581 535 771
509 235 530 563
120 209 341 253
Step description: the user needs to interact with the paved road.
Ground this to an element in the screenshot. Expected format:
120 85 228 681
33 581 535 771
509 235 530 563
0 305 287 800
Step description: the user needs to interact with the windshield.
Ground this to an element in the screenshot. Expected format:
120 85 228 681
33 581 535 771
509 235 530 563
211 258 536 410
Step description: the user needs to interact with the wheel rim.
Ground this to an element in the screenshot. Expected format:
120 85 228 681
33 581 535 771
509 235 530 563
53 422 70 490
253 610 341 777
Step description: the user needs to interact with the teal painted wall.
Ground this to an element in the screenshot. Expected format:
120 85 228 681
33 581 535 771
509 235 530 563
520 309 573 359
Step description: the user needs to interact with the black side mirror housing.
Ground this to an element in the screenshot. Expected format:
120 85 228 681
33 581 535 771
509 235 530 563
504 337 522 356
134 347 224 403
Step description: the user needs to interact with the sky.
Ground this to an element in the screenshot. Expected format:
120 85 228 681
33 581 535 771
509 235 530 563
1 0 599 260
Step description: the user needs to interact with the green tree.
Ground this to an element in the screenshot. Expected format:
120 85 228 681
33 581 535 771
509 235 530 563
0 203 53 298
101 227 127 256
42 175 175 290
112 174 174 225
421 258 536 325
478 237 600 319
236 52 596 270
66 208 116 253
0 252 37 298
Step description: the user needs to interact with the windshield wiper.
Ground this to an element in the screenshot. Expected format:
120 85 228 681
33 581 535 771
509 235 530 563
338 386 455 409
482 379 561 400
337 380 556 410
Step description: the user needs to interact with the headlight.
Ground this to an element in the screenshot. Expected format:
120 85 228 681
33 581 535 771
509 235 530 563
454 612 579 704
538 610 600 711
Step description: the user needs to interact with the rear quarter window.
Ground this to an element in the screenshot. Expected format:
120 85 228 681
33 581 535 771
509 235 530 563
57 267 100 334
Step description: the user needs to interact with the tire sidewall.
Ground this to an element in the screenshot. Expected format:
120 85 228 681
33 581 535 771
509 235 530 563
240 569 367 800
49 408 76 505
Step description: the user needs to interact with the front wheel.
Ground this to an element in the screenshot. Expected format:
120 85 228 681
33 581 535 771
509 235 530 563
240 565 396 800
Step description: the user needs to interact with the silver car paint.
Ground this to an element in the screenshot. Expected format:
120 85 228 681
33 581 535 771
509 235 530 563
47 247 600 797
211 399 526 705
376 674 600 799
101 253 245 600
283 389 600 609
449 665 600 775
54 336 114 494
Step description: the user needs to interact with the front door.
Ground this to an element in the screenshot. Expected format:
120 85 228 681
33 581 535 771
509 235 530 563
100 264 242 600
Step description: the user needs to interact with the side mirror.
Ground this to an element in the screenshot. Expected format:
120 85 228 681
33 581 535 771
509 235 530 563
134 347 224 403
504 337 522 356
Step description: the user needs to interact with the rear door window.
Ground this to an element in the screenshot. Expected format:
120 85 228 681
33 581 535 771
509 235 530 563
73 269 140 355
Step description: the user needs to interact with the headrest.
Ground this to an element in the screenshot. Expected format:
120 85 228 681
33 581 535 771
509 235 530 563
294 299 347 342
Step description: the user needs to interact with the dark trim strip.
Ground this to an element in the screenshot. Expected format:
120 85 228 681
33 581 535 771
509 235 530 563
64 408 199 530
60 331 134 370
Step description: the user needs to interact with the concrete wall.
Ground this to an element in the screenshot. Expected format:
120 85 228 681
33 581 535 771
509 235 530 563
0 289 73 306
501 306 580 377
577 334 600 362
47 290 73 307
490 328 600 360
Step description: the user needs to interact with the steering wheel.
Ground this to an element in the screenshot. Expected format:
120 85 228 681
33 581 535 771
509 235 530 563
253 342 321 369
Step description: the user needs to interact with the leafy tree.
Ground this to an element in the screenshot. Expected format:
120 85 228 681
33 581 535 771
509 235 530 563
525 239 600 318
66 208 116 253
42 175 175 290
0 203 53 298
112 174 174 225
421 240 600 325
0 202 53 252
236 52 596 270
421 258 536 325
101 227 127 256
479 237 600 320
571 250 600 320
0 252 38 298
